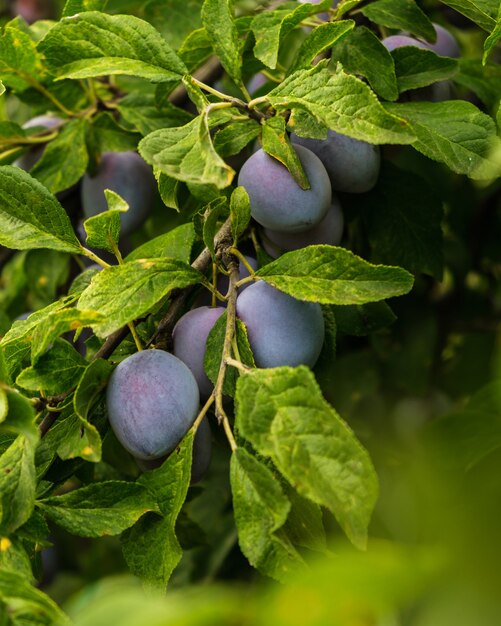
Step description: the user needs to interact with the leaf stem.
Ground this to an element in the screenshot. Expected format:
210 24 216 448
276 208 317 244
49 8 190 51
235 275 255 289
128 322 143 352
192 394 215 432
225 356 250 372
229 247 256 276
81 246 111 268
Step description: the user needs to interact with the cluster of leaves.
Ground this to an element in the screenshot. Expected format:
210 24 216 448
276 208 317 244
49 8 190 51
0 0 500 623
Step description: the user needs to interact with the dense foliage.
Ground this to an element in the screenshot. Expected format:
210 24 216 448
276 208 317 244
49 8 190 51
0 0 500 623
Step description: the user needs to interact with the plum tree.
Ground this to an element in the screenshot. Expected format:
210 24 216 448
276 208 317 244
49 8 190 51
238 146 331 233
173 306 226 397
263 198 344 258
236 281 325 368
81 151 156 236
106 349 200 460
15 115 62 172
291 131 380 193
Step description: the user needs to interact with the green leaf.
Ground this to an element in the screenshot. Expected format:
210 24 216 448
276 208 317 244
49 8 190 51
267 62 415 144
288 20 355 76
30 308 103 364
0 166 82 252
357 162 444 279
330 26 399 101
332 301 396 337
1 391 37 444
139 114 235 189
0 390 7 423
38 481 157 537
83 191 126 254
251 2 318 70
156 172 182 210
178 27 213 72
16 339 87 395
126 223 196 264
0 22 46 92
0 436 36 534
230 186 251 243
283 484 327 553
255 246 414 305
30 119 89 195
118 92 193 136
360 0 436 42
121 432 193 588
235 367 378 549
39 12 187 82
213 119 261 158
0 81 4 96
62 0 108 16
483 4 501 63
455 58 501 109
144 0 203 50
0 570 69 625
231 448 306 582
86 112 140 154
261 116 310 189
203 197 229 258
202 0 242 86
77 258 204 337
385 100 501 179
25 249 71 309
392 47 458 93
440 0 497 31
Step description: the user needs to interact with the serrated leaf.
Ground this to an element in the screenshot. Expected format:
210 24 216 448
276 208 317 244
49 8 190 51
0 570 69 625
255 246 414 305
156 171 182 210
77 258 204 337
31 308 103 364
268 62 415 144
251 2 318 70
235 366 378 549
16 339 86 395
178 27 213 71
392 47 458 93
0 166 81 252
139 114 235 189
330 26 398 101
360 0 436 42
62 0 108 16
121 432 193 588
231 448 306 582
289 20 354 75
262 116 309 189
385 100 501 179
83 195 125 254
38 481 157 537
213 119 261 158
202 0 242 86
118 92 193 136
0 23 46 92
44 403 103 463
30 119 89 195
126 223 195 264
440 0 497 31
39 12 187 82
0 436 36 534
230 186 251 243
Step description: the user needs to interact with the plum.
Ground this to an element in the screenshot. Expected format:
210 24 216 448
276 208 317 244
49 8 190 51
81 151 156 236
236 281 324 368
381 35 429 52
173 306 225 398
263 197 344 258
238 146 331 233
291 130 380 193
106 349 200 460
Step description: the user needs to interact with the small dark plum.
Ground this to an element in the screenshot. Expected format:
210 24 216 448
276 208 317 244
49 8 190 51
381 35 429 52
173 306 225 398
238 146 331 233
236 281 324 368
12 0 55 22
106 349 200 460
81 151 156 236
263 197 344 258
291 130 380 193
15 115 62 172
419 24 460 58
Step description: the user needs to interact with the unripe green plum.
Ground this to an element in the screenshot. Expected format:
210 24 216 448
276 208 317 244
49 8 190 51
263 197 344 258
106 349 200 460
238 146 331 233
173 306 225 398
236 281 324 368
81 151 156 236
291 131 380 193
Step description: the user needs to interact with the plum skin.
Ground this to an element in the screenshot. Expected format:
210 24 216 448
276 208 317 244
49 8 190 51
106 349 200 460
173 306 226 398
263 197 344 258
238 146 331 233
81 151 156 236
291 130 380 194
236 281 325 368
